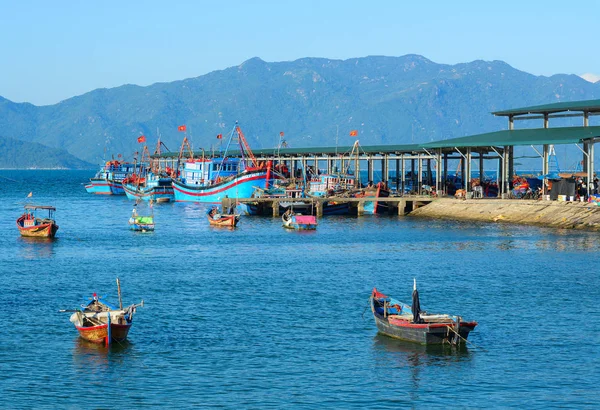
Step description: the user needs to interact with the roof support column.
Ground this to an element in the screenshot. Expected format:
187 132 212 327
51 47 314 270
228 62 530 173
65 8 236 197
479 151 484 187
436 149 442 195
382 155 389 184
589 142 595 196
509 115 514 130
584 111 589 127
367 156 373 182
542 145 549 197
466 148 472 193
401 155 406 195
443 152 448 196
508 146 514 188
418 155 423 195
504 146 511 196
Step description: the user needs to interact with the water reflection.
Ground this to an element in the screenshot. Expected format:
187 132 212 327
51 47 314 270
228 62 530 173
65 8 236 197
372 333 471 393
17 236 57 259
72 337 134 372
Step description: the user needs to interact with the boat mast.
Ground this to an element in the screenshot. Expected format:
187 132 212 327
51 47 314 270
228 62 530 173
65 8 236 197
116 278 123 310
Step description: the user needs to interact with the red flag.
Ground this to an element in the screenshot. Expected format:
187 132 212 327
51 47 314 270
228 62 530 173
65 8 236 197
137 135 146 143
178 125 186 132
349 130 358 137
280 131 284 137
216 134 222 139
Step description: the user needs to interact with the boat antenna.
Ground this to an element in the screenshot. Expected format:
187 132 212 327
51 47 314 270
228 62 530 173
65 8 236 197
116 278 123 310
413 278 417 291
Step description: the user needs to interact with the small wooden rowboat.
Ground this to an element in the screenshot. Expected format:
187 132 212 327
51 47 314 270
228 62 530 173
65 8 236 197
207 207 240 227
16 205 59 238
371 280 477 345
63 279 143 345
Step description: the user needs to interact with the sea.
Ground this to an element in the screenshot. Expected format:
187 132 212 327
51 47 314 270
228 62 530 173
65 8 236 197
1 170 598 408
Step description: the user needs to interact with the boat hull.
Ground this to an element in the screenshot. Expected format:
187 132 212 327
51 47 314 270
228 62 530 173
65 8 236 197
123 182 174 201
85 179 124 195
85 179 113 194
128 217 155 231
75 323 132 344
373 313 476 345
208 215 240 227
282 215 317 230
173 170 267 203
16 216 59 238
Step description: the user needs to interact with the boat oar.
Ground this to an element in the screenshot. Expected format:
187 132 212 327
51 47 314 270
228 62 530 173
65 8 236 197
59 309 81 313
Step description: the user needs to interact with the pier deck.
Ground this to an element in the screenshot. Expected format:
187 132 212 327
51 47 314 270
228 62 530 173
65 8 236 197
222 196 435 217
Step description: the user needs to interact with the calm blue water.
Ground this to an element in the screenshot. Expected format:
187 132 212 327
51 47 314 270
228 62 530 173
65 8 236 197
1 170 599 408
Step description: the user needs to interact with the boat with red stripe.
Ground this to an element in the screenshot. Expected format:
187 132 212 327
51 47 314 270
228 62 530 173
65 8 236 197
370 280 477 345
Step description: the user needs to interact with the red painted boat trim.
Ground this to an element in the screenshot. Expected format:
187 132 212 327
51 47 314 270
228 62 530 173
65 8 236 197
172 173 265 197
388 317 478 329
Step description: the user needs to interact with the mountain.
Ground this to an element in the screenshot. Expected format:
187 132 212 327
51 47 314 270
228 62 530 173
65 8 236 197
0 135 94 169
1 55 600 166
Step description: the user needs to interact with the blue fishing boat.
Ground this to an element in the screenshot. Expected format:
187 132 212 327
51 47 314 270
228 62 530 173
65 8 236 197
361 182 391 215
85 160 136 195
172 124 269 203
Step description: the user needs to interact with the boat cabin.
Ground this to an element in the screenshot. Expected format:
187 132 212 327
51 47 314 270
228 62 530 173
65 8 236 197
94 161 136 182
181 158 242 186
309 173 356 196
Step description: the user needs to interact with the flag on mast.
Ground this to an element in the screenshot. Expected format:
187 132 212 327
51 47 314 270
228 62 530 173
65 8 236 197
349 130 358 137
178 125 186 132
137 135 146 143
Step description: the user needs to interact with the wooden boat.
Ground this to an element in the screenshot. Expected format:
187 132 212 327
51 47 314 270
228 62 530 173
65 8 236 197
370 280 477 345
282 210 317 230
207 207 240 227
16 205 59 238
63 279 143 345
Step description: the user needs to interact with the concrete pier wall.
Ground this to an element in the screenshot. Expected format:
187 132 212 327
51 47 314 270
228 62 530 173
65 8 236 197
409 198 600 230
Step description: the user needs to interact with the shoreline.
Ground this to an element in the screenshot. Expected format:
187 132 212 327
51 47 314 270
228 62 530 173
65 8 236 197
409 198 600 230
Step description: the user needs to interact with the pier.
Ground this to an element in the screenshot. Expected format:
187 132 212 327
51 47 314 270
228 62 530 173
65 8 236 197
221 196 434 217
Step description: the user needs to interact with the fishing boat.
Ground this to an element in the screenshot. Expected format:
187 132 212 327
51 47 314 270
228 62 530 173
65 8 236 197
359 181 391 214
282 209 317 230
370 280 477 345
207 206 240 227
16 205 59 238
172 123 270 202
85 160 136 195
122 143 174 201
128 203 155 231
62 279 143 345
123 172 174 202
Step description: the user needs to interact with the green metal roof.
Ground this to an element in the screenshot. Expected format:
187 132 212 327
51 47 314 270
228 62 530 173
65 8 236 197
154 143 423 158
420 126 600 149
492 99 600 116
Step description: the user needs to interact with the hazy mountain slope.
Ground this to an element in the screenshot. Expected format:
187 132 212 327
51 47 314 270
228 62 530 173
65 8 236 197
1 55 599 165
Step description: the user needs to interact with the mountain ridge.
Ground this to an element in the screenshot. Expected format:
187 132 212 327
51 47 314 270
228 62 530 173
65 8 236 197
1 55 599 167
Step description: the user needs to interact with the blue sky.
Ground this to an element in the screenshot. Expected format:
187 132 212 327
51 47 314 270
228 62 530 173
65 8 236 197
1 0 598 106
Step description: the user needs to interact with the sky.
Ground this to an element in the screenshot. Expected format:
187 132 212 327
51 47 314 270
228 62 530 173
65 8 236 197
1 0 599 106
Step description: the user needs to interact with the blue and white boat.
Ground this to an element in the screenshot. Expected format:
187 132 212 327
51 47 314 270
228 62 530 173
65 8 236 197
85 161 136 195
172 124 269 203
